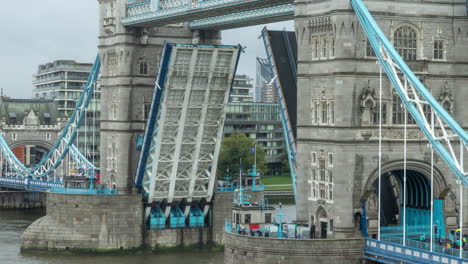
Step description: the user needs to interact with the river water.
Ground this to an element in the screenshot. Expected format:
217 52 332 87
0 210 224 264
1 205 295 264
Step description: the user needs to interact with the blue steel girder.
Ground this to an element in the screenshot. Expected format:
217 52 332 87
122 0 293 27
351 0 468 185
189 4 293 30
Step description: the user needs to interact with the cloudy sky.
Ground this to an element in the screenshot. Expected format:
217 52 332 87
0 0 293 99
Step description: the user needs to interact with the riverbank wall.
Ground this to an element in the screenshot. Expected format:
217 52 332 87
224 232 365 264
0 191 45 209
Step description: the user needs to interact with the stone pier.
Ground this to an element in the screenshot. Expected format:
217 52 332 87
21 193 143 251
224 232 365 264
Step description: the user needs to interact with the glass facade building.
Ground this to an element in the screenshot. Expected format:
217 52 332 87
229 74 255 103
224 102 286 174
32 60 101 167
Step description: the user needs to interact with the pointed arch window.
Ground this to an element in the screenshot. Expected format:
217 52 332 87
394 25 418 61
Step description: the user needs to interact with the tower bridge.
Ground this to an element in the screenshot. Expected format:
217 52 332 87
0 0 464 263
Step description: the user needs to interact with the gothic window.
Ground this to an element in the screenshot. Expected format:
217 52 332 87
330 101 335 125
312 38 319 59
394 25 418 61
433 40 445 60
423 104 431 122
143 102 151 120
322 38 328 58
12 133 17 140
311 151 317 166
330 37 335 57
328 153 334 167
319 159 326 181
392 95 415 124
314 101 319 124
392 95 404 124
319 183 327 199
373 103 387 124
328 184 333 200
366 38 376 57
46 133 51 140
321 101 328 125
139 60 148 75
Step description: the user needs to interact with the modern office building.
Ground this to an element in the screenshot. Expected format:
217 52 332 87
224 102 286 175
229 74 255 103
255 58 277 103
32 60 101 167
33 60 93 115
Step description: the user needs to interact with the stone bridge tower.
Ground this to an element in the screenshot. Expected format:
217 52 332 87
97 0 221 193
294 0 468 238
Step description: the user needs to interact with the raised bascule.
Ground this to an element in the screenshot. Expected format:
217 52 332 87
1 0 466 263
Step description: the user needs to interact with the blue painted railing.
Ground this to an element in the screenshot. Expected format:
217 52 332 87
50 187 118 195
365 238 468 263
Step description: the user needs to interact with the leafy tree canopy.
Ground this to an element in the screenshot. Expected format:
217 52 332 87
217 133 267 179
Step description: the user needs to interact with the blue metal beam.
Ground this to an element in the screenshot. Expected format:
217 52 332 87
189 4 293 30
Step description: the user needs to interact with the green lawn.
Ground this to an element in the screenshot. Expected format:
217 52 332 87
261 175 293 185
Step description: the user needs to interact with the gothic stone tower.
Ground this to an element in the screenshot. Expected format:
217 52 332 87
295 0 468 238
97 0 221 193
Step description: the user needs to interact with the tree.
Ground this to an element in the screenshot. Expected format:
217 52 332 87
217 133 267 179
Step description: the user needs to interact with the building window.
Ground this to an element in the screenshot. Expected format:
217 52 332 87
309 169 315 181
330 101 335 125
319 159 326 182
321 101 328 125
330 37 335 57
433 39 445 60
366 38 376 57
322 38 328 59
313 38 319 59
46 133 51 140
265 213 272 224
394 25 418 61
139 60 148 75
143 103 151 120
373 103 387 125
314 101 319 124
423 104 431 122
328 153 334 167
12 133 17 140
392 95 404 124
328 184 333 200
244 214 251 224
319 184 327 199
311 151 317 166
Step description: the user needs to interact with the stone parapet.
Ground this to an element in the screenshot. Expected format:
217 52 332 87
224 232 365 264
21 193 143 251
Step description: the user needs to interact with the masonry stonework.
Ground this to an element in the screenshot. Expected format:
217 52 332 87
21 193 143 251
0 191 45 209
295 0 468 238
224 232 365 264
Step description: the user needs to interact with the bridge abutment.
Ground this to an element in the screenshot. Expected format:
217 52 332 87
21 193 143 251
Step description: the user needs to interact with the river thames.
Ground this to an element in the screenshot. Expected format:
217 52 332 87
0 210 224 264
